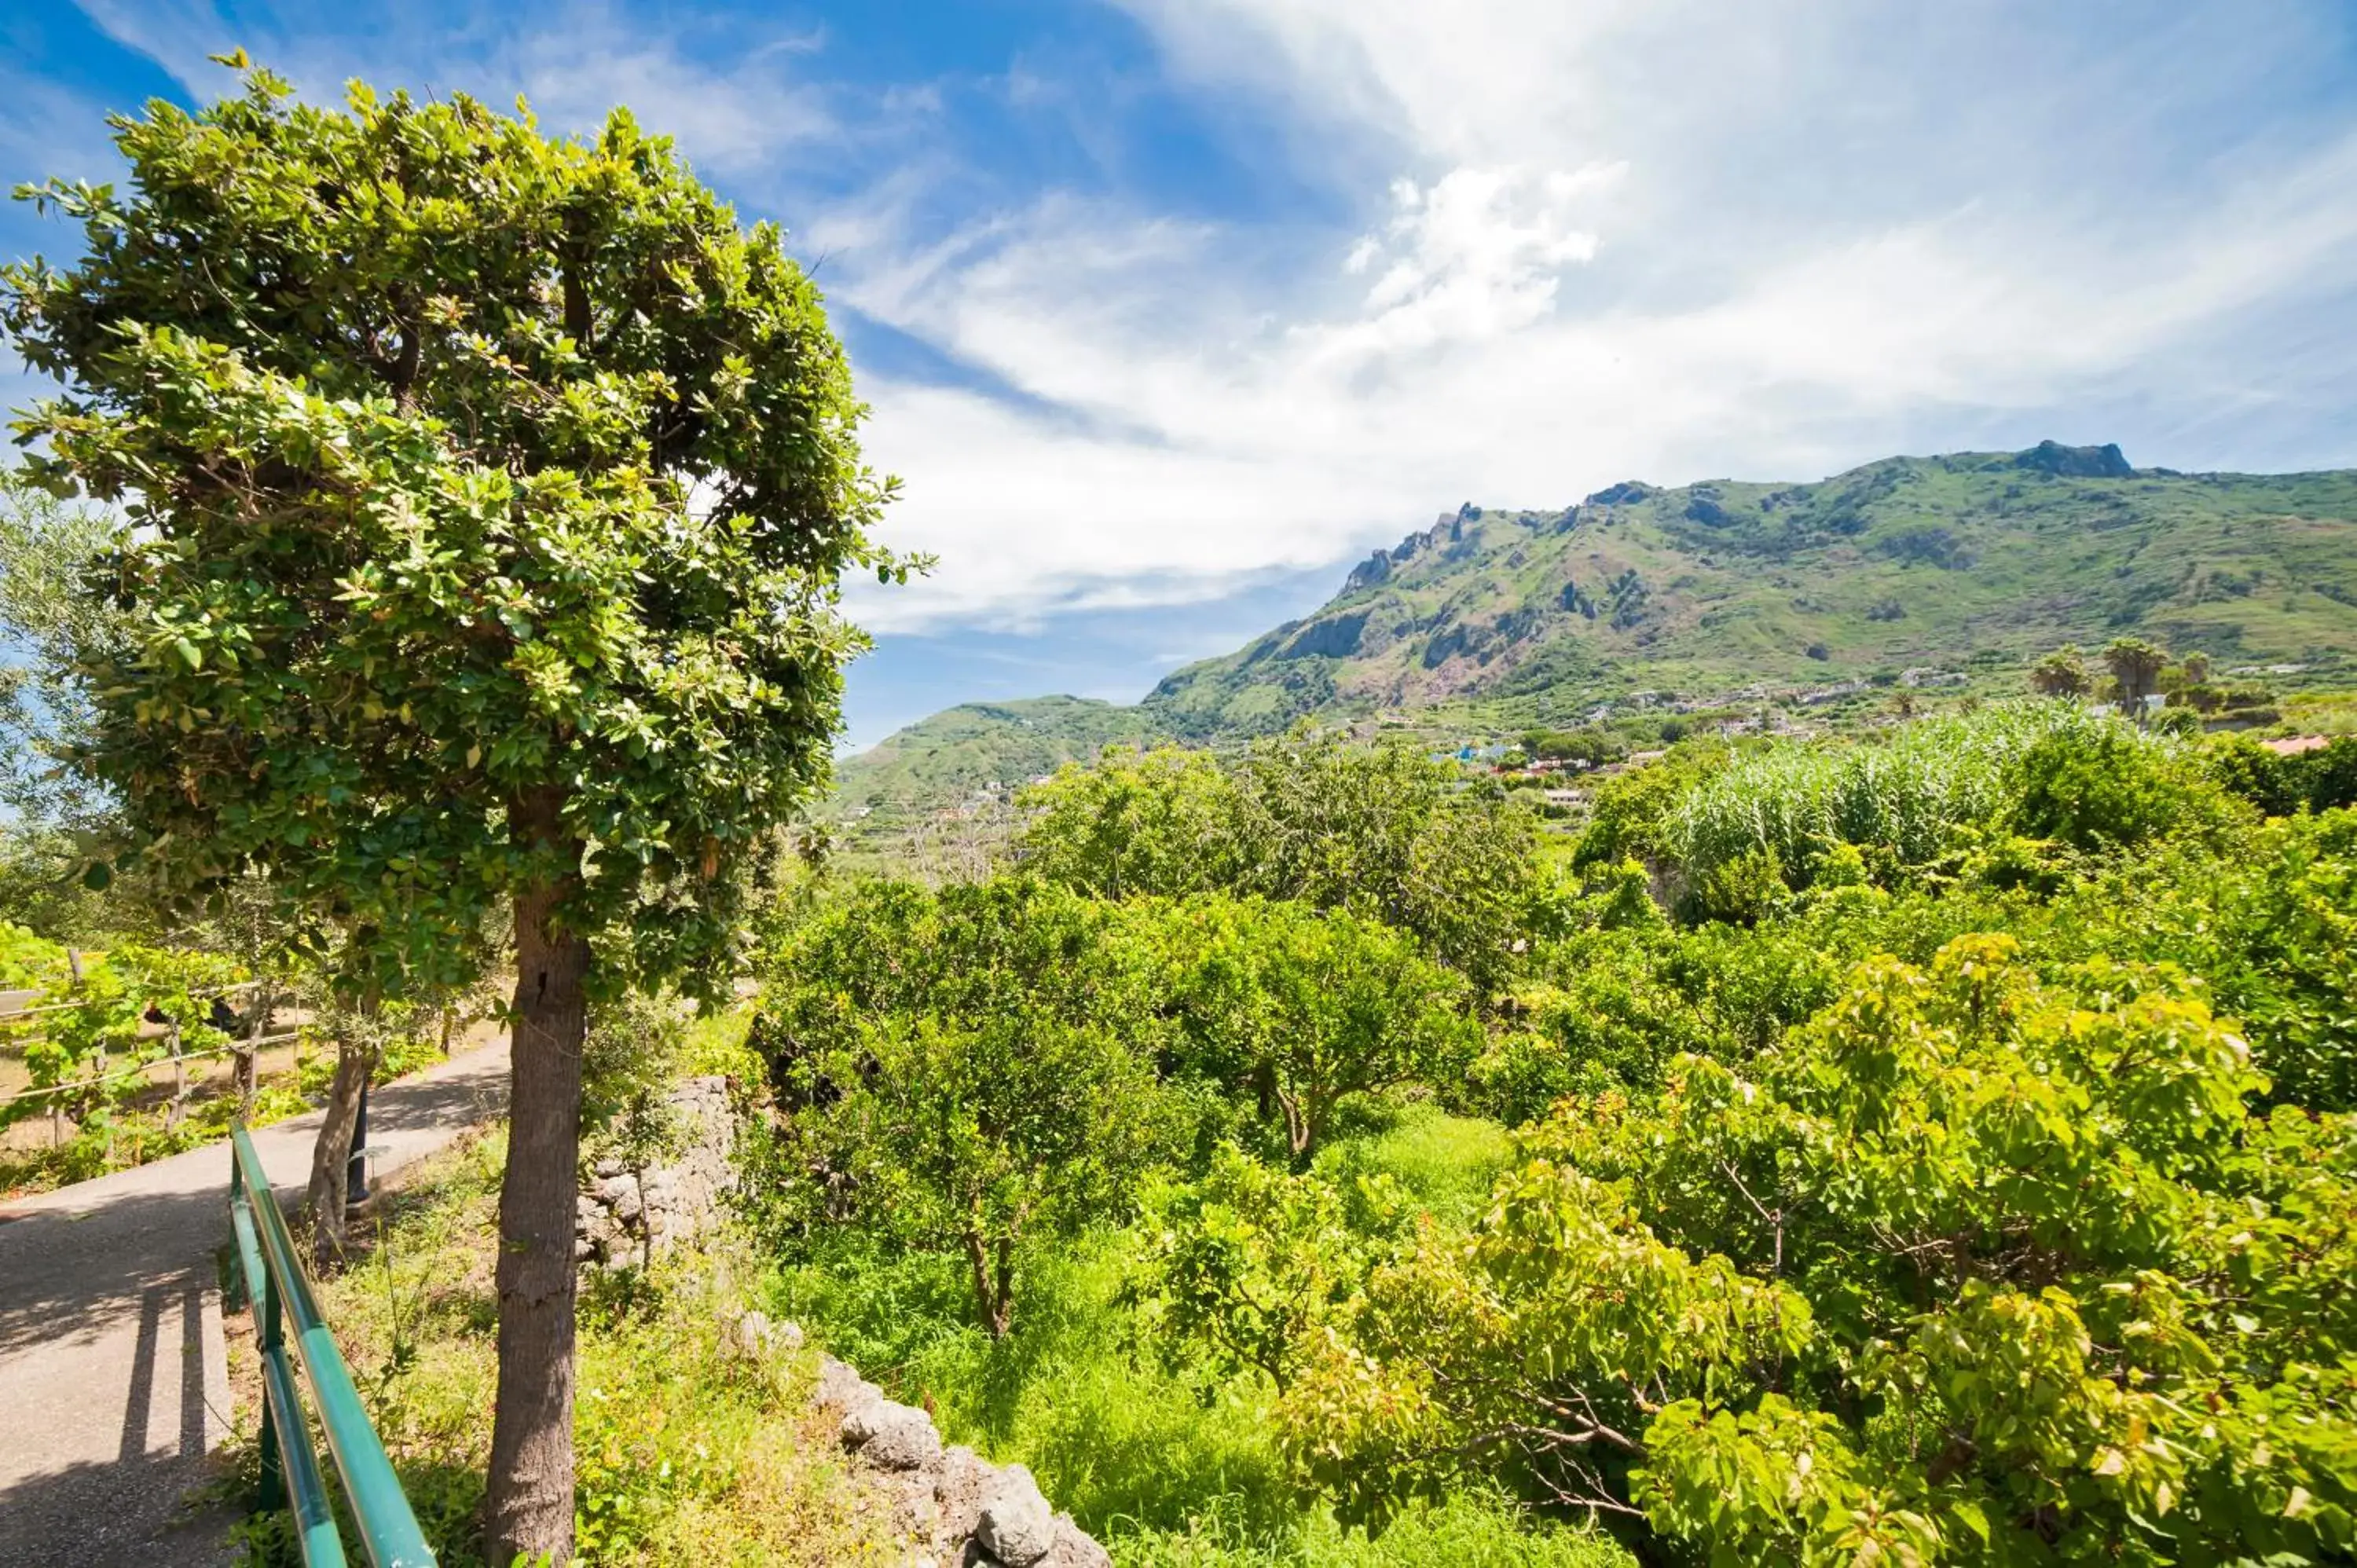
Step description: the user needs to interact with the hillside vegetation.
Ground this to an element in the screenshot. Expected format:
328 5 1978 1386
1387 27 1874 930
747 708 2357 1566
831 443 2357 819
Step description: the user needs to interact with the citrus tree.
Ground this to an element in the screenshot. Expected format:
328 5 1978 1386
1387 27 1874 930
759 879 1175 1335
1281 936 2357 1563
3 60 901 1562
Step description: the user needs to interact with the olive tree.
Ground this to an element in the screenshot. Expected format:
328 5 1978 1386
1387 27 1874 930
3 61 901 1562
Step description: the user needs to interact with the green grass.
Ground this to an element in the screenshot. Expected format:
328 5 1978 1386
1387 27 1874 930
239 1129 904 1567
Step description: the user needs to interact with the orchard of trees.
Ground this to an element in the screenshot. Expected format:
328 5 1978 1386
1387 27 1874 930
742 704 2357 1566
4 57 2356 1568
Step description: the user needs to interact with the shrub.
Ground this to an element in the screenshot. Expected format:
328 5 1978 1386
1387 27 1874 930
2007 716 2229 850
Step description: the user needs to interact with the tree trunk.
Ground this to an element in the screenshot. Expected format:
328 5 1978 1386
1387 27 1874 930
486 806 592 1567
965 1231 1014 1339
306 1033 378 1269
1276 1084 1314 1163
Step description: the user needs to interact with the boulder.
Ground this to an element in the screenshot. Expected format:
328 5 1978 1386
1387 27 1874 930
973 1465 1056 1566
841 1399 943 1471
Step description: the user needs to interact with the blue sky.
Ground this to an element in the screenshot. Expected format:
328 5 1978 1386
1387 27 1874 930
5 2 2357 749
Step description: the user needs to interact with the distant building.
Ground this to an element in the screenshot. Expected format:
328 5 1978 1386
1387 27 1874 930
2262 735 2332 757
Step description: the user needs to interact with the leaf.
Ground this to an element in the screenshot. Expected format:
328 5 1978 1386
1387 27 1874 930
82 860 112 892
173 636 203 670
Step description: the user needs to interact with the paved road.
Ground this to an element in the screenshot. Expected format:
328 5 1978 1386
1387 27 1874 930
0 1041 511 1568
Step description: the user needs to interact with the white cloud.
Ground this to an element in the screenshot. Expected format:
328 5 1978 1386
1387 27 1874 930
823 0 2357 629
38 0 2357 640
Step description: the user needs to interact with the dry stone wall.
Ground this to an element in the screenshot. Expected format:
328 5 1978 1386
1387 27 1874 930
574 1075 736 1269
812 1347 1111 1568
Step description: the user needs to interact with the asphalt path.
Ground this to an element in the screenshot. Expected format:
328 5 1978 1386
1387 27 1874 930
0 1040 510 1567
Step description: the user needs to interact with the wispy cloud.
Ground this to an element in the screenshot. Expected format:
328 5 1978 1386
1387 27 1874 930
826 0 2357 628
28 0 2357 647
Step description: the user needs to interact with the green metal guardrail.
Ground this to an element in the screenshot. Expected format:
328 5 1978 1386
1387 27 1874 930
227 1123 437 1567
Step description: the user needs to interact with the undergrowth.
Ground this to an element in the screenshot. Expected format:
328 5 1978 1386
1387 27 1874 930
761 1103 1630 1568
233 1123 900 1566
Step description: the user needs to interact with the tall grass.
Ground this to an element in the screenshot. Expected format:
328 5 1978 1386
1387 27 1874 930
1667 702 2160 885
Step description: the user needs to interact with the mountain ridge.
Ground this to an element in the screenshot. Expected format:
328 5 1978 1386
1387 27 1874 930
831 442 2357 817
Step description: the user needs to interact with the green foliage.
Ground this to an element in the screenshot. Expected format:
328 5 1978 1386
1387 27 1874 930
580 990 695 1178
256 1130 906 1566
2102 636 2171 709
2006 716 2232 851
1022 729 1547 994
2051 808 2357 1110
757 878 1176 1334
2211 733 2357 817
1 940 244 1134
1134 1144 1405 1391
1018 744 1241 899
1291 936 2357 1563
0 469 126 833
1155 897 1483 1157
2 62 903 1002
1667 703 2096 892
0 918 68 990
1569 746 1725 870
2028 643 2091 698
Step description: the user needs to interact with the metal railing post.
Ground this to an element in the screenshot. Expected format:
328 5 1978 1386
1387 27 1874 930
226 1123 435 1566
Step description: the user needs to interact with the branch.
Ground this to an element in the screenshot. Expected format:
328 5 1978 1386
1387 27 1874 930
1720 1158 1784 1277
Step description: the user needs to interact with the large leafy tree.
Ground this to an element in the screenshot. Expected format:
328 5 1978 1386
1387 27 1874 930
1021 728 1548 995
759 879 1175 1335
3 61 901 1562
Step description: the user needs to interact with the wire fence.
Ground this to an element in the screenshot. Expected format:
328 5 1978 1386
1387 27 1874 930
0 1031 302 1108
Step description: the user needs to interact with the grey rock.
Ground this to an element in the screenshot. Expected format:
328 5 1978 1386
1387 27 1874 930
974 1466 1056 1566
727 1309 774 1361
816 1354 882 1415
1048 1519 1113 1568
842 1399 942 1471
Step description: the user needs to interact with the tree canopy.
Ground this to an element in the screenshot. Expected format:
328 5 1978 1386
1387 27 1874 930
2 60 904 1562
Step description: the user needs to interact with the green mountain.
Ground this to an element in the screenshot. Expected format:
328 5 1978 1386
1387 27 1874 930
834 443 2357 811
830 694 1159 819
